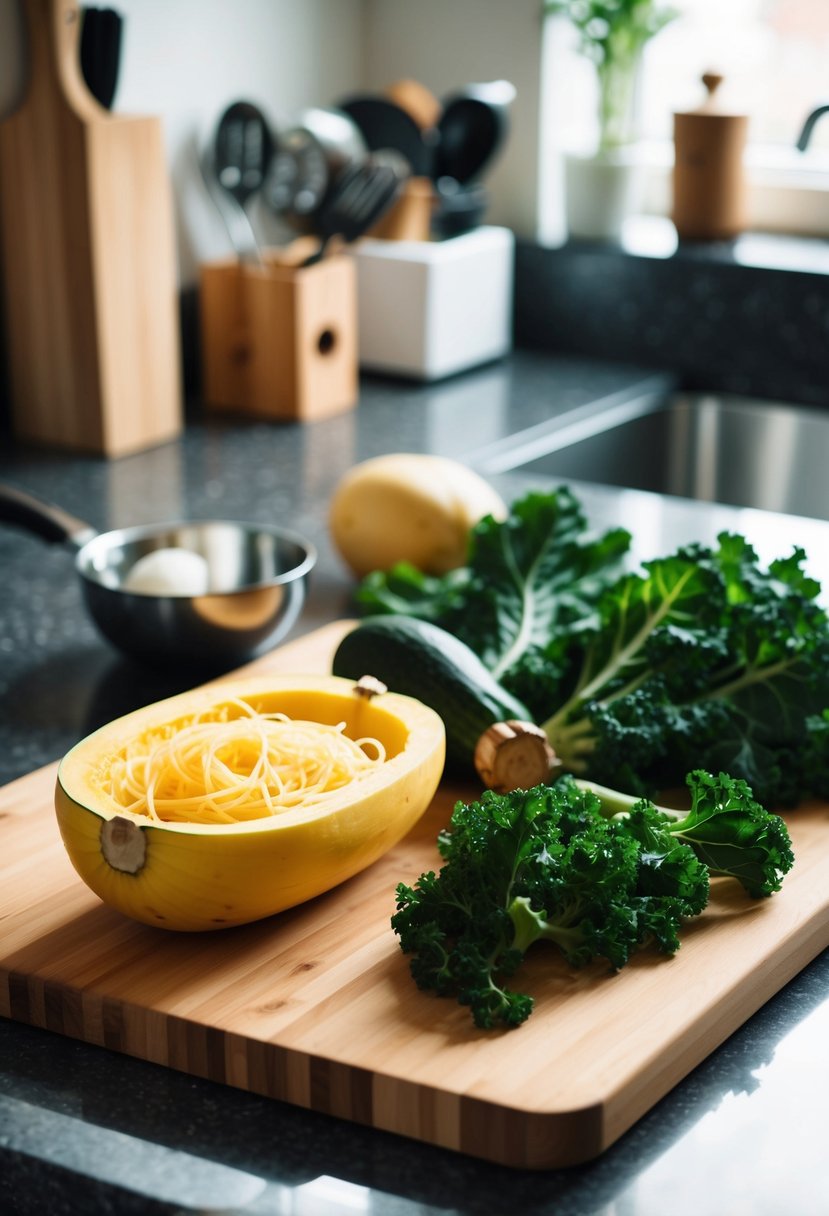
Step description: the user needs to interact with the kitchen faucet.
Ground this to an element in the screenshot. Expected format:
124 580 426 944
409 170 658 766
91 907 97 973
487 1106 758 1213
796 103 829 150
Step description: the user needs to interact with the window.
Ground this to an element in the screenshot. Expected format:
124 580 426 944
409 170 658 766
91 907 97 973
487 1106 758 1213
543 0 829 238
640 0 829 152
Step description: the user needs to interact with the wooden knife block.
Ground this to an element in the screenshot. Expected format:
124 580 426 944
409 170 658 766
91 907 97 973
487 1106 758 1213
199 247 358 422
0 0 183 457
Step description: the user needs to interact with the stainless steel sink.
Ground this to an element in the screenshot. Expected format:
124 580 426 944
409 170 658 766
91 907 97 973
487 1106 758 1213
471 392 829 521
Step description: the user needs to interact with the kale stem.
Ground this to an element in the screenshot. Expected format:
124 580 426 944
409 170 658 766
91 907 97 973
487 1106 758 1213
491 532 558 682
574 778 678 821
541 565 699 736
691 657 796 705
543 716 597 770
551 716 595 741
596 668 650 707
575 779 637 816
576 567 697 705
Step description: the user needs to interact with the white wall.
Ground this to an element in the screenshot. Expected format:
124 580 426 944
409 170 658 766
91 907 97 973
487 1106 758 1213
0 1 548 284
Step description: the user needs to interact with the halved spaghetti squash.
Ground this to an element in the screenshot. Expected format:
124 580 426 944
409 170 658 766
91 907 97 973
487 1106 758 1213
55 674 445 931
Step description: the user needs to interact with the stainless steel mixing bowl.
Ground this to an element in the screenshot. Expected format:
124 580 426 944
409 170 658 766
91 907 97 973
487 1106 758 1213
0 485 317 669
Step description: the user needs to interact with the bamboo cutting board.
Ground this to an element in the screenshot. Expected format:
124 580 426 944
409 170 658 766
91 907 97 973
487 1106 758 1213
2 620 829 1169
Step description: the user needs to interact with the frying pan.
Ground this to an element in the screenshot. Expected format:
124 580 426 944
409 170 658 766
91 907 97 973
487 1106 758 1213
432 177 489 239
430 80 515 237
338 95 435 177
0 485 316 670
434 79 516 183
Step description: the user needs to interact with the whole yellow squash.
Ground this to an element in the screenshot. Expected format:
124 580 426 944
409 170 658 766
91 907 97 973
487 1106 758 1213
329 453 506 577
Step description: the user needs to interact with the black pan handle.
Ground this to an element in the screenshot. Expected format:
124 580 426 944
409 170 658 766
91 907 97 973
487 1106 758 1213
0 484 98 548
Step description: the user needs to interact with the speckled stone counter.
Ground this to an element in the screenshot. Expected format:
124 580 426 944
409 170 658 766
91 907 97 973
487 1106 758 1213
2 350 828 1215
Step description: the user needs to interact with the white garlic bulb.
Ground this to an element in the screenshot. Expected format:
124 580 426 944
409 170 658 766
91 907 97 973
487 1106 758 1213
122 548 210 596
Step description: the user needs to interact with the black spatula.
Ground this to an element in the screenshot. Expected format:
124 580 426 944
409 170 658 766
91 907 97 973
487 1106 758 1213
303 151 409 267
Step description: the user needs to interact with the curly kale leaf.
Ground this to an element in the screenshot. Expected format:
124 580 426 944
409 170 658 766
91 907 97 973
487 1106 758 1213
356 486 630 682
542 534 829 806
671 538 829 804
392 779 709 1029
461 489 631 679
356 562 472 623
541 548 727 781
580 769 795 898
661 770 795 897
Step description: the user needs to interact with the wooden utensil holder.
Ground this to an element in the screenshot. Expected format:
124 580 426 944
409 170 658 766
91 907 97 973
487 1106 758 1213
199 247 358 422
367 177 434 242
0 0 182 457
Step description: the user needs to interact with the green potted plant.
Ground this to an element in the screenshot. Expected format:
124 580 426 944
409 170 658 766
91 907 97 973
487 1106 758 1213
544 0 678 238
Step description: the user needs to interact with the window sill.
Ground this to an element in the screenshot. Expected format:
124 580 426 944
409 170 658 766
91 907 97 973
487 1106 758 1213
636 140 829 240
612 215 829 277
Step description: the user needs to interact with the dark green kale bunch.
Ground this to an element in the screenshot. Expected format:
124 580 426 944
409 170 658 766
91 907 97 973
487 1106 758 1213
393 773 793 1029
358 488 829 807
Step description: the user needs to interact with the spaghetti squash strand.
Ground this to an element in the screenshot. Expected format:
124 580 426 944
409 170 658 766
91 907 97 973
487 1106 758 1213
105 707 386 825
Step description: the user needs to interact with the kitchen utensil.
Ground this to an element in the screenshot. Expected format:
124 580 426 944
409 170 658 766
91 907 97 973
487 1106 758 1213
210 100 274 262
302 150 409 266
434 79 515 184
432 177 489 238
200 143 261 263
264 126 329 223
79 5 123 110
264 109 366 231
385 78 442 132
338 94 434 177
301 105 367 169
0 485 316 669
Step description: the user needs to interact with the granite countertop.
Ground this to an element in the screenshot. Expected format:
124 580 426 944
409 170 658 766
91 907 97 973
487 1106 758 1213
2 349 829 1215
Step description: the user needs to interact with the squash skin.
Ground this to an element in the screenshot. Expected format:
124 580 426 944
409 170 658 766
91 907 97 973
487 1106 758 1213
54 675 445 931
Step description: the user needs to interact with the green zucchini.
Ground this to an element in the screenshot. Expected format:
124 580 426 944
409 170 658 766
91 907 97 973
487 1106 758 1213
332 615 532 770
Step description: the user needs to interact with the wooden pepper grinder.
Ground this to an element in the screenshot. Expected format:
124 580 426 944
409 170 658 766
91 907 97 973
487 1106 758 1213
672 73 748 241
